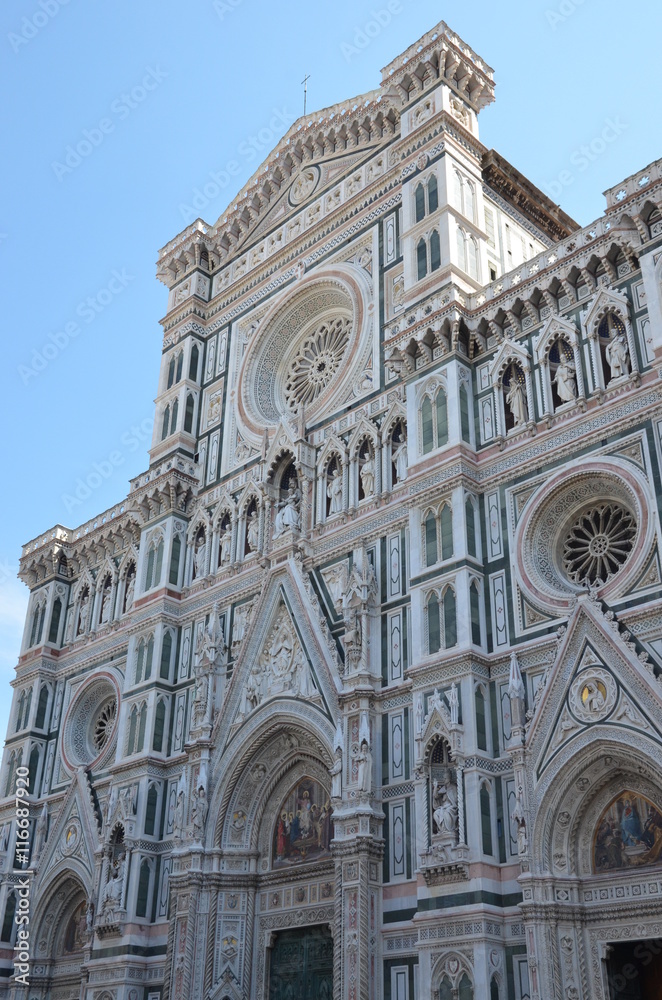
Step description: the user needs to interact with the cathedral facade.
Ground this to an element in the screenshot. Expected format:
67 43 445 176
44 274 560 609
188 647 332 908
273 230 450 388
3 19 662 1000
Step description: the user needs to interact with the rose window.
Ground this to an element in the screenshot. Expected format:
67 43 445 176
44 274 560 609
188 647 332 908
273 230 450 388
561 503 636 586
284 317 351 409
92 698 117 753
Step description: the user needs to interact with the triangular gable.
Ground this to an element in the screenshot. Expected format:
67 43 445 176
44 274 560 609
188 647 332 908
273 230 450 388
488 336 531 382
526 597 662 785
36 767 101 888
215 561 341 751
583 285 629 334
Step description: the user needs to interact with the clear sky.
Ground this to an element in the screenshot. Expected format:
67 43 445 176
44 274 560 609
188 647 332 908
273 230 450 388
1 0 659 742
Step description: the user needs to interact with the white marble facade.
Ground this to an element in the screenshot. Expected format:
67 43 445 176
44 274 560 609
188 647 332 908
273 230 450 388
4 18 662 1000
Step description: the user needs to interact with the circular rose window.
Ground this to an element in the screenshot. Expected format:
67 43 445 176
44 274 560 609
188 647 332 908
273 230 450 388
561 503 636 586
62 675 119 769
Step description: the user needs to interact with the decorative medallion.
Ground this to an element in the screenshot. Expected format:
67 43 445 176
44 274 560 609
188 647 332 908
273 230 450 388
289 166 320 207
62 819 81 856
562 503 636 586
61 674 120 769
569 667 617 723
284 317 352 409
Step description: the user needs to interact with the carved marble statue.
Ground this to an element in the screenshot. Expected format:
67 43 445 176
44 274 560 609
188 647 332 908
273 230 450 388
77 592 89 635
448 682 459 726
194 535 207 579
330 748 343 799
359 455 375 498
274 485 301 537
219 526 232 566
432 771 458 839
173 788 186 845
416 694 425 735
553 354 577 402
392 435 408 482
33 802 48 862
512 789 528 855
191 784 208 842
124 574 135 612
100 585 112 624
101 855 125 913
327 468 343 514
85 898 95 936
357 741 372 795
246 510 259 552
606 332 631 380
506 378 528 426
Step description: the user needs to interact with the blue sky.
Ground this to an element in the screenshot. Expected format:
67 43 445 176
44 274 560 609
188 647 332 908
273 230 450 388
1 0 659 741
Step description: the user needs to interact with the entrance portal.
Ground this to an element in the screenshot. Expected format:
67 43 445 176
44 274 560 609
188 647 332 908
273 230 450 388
268 924 333 1000
606 940 662 999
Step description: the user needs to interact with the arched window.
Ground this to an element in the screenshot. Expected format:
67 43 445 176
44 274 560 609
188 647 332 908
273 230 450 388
189 344 199 381
427 593 441 654
475 686 487 751
490 977 500 1000
466 498 477 557
470 582 482 646
454 168 463 211
137 703 147 753
145 785 158 836
35 685 49 730
417 238 427 280
15 693 25 734
421 396 434 454
1 893 16 942
145 538 164 591
459 384 471 442
480 783 493 855
459 974 474 1000
442 587 457 648
465 180 475 223
440 505 453 560
440 977 453 1000
28 745 40 797
136 859 151 918
161 405 170 441
145 635 154 681
29 600 45 648
415 183 425 223
175 351 183 382
4 751 19 797
436 388 449 445
468 235 479 279
456 226 467 272
48 598 62 645
425 512 438 567
167 356 175 389
170 398 179 435
127 705 138 755
169 535 182 586
184 393 195 433
152 699 166 753
430 230 441 272
427 175 438 214
135 639 145 684
159 632 172 680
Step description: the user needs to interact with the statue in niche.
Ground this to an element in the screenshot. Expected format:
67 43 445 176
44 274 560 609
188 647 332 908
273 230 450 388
85 899 95 937
356 740 372 796
322 562 348 610
219 525 232 566
416 694 425 736
246 510 259 552
330 747 343 799
192 610 226 727
33 803 48 863
344 607 362 656
392 434 408 483
190 783 208 842
506 376 528 426
274 485 301 537
511 788 528 855
99 583 112 624
101 853 125 914
448 682 459 726
359 453 375 499
231 601 253 656
124 571 135 613
193 533 207 579
239 663 263 718
606 331 631 380
553 350 577 402
172 786 186 845
77 591 89 636
432 769 458 840
327 468 343 514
